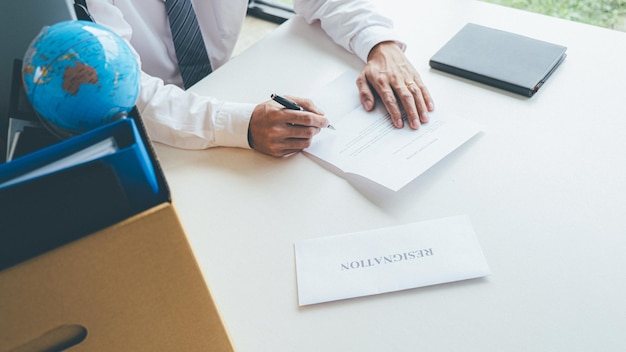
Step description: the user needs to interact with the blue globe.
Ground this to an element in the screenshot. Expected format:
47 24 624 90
22 20 140 136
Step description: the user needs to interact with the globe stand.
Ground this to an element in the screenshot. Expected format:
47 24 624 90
37 110 129 140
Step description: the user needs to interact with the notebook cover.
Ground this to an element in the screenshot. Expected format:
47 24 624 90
429 23 567 97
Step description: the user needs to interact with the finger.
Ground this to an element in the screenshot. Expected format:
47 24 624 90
356 73 376 111
284 110 329 129
411 79 434 119
378 86 404 128
286 96 324 115
368 72 406 128
413 88 430 126
264 137 311 157
419 81 435 112
278 136 314 156
397 84 421 129
285 125 321 139
279 149 303 157
263 124 319 157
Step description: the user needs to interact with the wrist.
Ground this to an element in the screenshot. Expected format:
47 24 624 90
367 41 401 61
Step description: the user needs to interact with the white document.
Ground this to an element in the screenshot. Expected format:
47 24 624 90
294 215 490 306
0 137 118 189
305 70 481 191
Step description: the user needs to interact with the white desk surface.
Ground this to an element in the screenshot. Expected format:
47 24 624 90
154 1 626 351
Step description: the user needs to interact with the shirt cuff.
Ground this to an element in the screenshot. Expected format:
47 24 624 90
213 102 256 149
351 26 406 63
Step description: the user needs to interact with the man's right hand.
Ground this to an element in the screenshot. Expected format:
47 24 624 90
248 96 329 157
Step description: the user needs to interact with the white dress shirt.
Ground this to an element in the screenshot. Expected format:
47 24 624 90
86 0 403 150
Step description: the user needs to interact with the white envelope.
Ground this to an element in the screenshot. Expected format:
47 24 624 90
294 215 490 306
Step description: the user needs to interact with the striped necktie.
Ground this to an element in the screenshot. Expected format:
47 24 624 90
165 0 213 89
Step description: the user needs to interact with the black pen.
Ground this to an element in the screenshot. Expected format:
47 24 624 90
271 94 335 130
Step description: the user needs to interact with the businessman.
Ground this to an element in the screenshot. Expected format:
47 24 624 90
86 0 434 157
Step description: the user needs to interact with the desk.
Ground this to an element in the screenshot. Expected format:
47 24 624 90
154 1 626 351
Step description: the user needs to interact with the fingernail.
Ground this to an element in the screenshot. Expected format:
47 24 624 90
364 99 373 111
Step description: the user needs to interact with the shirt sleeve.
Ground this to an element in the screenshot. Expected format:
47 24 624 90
137 74 255 149
86 0 254 150
293 0 406 63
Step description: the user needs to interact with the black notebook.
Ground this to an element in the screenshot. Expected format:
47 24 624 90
429 23 567 97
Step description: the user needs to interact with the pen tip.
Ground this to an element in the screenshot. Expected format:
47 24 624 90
327 124 336 130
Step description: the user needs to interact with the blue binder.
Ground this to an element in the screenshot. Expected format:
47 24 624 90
0 116 167 270
0 118 159 211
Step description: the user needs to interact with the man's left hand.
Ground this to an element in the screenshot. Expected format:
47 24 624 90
357 41 435 129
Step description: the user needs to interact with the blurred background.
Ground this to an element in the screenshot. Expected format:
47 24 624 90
246 0 626 31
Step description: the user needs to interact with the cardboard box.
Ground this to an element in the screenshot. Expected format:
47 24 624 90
0 201 235 351
0 111 235 351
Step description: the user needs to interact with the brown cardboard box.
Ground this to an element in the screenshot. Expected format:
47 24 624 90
0 110 234 351
0 201 235 351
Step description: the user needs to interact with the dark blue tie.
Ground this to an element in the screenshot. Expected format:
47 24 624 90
165 0 213 89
